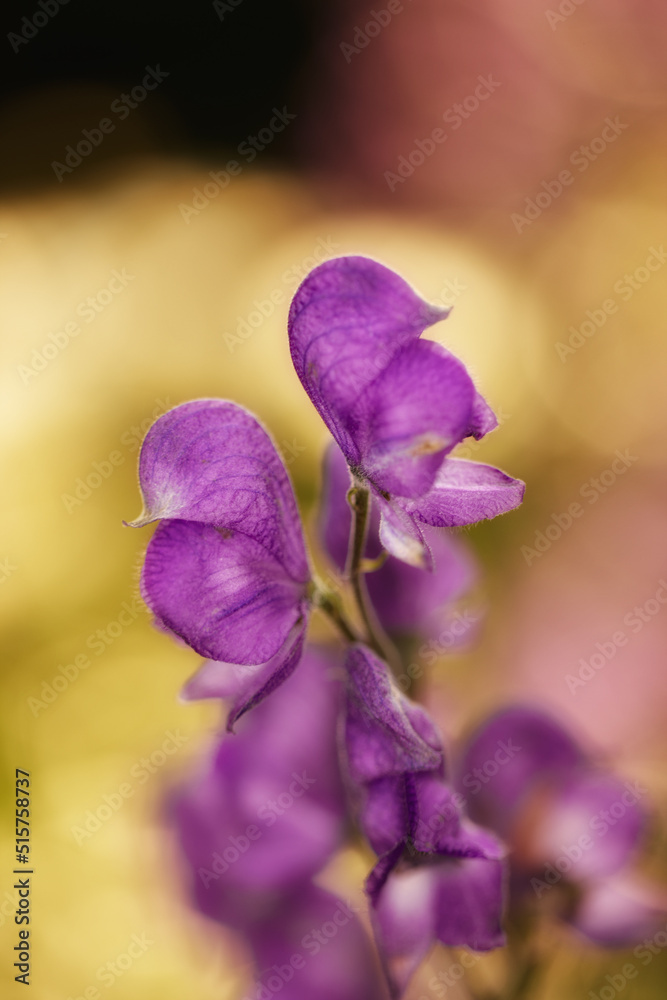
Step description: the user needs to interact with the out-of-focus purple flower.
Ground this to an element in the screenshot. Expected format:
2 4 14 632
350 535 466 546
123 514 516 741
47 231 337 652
245 883 388 1000
172 647 345 929
572 873 667 948
320 442 477 642
344 645 506 994
457 706 663 946
126 399 311 727
289 256 524 568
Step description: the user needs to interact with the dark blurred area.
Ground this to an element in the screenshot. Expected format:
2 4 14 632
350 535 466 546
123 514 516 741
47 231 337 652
0 0 319 189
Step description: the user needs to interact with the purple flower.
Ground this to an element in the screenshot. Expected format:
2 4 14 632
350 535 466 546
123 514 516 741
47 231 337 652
572 874 667 948
126 399 311 727
289 256 524 567
457 706 663 946
172 646 345 929
344 645 506 994
320 441 477 642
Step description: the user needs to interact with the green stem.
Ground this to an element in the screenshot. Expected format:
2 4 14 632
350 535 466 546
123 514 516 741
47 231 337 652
309 580 360 645
346 485 400 669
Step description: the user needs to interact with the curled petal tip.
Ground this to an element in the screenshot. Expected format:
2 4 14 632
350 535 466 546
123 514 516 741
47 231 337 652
123 510 155 529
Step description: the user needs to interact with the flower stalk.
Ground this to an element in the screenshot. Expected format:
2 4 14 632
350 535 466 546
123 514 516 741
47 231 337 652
346 484 400 670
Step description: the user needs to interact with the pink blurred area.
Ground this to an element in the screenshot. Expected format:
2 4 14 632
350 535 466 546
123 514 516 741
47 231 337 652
301 0 667 220
502 469 667 755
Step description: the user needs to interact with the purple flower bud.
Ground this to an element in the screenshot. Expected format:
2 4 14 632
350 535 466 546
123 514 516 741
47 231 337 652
343 646 506 995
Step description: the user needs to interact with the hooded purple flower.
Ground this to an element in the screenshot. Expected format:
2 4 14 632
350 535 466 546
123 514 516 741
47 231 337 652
320 441 477 643
172 646 345 929
457 706 663 946
344 645 506 995
126 399 311 726
289 256 524 567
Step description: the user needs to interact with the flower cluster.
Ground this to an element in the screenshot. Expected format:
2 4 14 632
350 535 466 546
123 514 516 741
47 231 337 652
127 257 662 998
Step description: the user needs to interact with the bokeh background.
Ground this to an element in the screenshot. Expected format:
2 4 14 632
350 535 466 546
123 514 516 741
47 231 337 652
1 0 666 996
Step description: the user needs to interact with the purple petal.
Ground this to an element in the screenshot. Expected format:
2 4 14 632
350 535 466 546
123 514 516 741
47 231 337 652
320 443 477 637
127 399 309 583
411 774 465 853
407 458 525 528
457 706 585 836
249 884 388 1000
411 775 507 859
142 519 308 664
372 855 505 996
354 340 476 499
467 391 498 440
288 256 449 464
372 866 437 996
433 856 506 951
344 645 443 784
571 873 667 947
181 620 307 731
377 497 432 569
360 777 412 857
319 441 362 573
